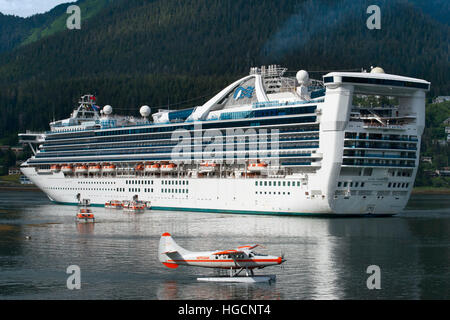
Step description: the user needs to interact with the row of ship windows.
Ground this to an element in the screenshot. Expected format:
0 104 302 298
126 180 154 185
344 132 418 141
43 136 320 152
337 181 410 188
337 181 366 188
161 188 189 194
44 126 321 147
125 180 190 186
47 116 318 140
255 180 301 187
37 145 319 158
128 188 154 193
388 182 410 188
255 191 291 195
390 170 412 177
79 181 116 184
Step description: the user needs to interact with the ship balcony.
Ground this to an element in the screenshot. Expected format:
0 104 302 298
341 158 415 168
362 124 406 130
343 154 416 160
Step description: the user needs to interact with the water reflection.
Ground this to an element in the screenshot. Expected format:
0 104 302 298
156 280 282 300
0 191 449 299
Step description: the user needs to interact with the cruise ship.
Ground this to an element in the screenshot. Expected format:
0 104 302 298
19 65 430 216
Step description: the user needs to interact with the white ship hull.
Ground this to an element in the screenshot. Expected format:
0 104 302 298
21 166 412 215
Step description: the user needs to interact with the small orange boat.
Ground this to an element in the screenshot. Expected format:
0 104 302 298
50 164 61 173
76 208 95 223
102 163 117 173
160 163 177 172
61 164 74 173
105 200 122 209
145 162 160 172
247 162 268 172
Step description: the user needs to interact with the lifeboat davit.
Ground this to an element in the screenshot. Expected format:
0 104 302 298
88 164 102 173
74 164 88 174
145 163 160 173
50 164 61 173
160 163 177 172
102 163 117 173
248 162 268 172
61 164 73 173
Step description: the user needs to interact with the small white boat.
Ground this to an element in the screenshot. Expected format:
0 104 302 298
145 163 160 173
122 201 146 212
61 164 74 174
88 164 102 173
160 163 177 172
105 200 123 209
102 163 116 173
50 164 61 173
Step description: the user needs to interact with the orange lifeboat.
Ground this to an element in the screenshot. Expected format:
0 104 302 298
145 162 160 173
160 163 177 172
105 200 123 209
122 201 145 212
102 163 117 173
61 164 73 173
199 161 218 173
76 208 95 222
135 163 145 171
88 163 102 173
248 162 268 172
74 164 88 174
50 164 61 173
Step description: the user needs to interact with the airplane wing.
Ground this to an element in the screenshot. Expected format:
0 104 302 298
212 245 261 255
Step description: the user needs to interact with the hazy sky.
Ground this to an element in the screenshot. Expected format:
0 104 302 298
0 0 76 18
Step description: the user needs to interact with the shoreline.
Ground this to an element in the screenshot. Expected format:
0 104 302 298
0 184 41 191
1 184 449 195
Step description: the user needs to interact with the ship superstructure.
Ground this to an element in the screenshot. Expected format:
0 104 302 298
19 66 430 215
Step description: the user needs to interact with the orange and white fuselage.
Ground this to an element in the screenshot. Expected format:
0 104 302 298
158 232 284 270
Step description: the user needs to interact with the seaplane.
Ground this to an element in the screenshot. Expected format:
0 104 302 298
158 233 286 283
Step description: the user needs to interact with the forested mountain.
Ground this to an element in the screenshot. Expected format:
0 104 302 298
0 0 448 137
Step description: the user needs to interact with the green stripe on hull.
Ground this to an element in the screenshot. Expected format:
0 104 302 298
49 200 394 217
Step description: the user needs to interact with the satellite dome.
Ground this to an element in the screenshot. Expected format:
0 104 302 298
370 66 385 74
103 105 113 115
296 70 309 85
140 105 151 117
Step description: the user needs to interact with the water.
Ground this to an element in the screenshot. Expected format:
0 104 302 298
0 190 449 300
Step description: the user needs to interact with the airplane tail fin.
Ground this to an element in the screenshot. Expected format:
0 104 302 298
158 233 189 269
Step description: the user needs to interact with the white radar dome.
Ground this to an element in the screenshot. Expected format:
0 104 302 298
296 70 309 85
370 66 385 74
140 105 151 117
103 105 113 115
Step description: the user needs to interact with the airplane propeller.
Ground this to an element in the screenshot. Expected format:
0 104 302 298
280 250 286 270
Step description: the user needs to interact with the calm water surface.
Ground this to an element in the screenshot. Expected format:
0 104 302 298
0 190 449 299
